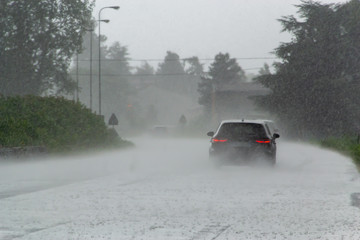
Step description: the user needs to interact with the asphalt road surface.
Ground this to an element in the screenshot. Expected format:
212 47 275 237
0 137 360 239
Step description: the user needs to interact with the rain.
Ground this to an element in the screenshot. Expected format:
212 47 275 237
0 0 360 239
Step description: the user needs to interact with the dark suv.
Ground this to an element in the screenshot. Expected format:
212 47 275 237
207 119 280 166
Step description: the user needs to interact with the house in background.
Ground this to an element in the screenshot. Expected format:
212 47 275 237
210 81 271 124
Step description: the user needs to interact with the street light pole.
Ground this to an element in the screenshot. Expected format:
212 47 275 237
85 21 106 112
98 6 120 116
76 53 79 102
89 29 93 111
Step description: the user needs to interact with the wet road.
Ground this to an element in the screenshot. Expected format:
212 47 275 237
0 137 360 239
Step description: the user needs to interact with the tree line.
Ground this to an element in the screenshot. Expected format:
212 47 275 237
0 0 94 96
1 0 359 139
256 0 360 138
75 33 247 132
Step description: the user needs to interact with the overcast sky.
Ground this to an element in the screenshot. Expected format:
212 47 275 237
92 0 349 74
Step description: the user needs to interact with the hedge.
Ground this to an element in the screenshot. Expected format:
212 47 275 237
0 96 132 152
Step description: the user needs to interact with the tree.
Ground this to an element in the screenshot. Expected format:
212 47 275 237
0 0 94 96
105 42 132 76
101 42 133 117
258 63 271 76
135 61 155 75
208 52 246 91
185 57 204 75
198 52 245 114
156 51 187 92
178 114 187 128
133 61 156 91
256 0 360 138
156 51 185 75
197 75 214 114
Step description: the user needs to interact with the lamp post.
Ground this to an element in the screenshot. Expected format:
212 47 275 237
76 52 79 102
98 6 120 116
82 28 94 111
84 20 108 112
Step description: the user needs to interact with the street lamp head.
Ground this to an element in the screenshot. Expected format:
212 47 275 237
110 6 120 10
100 19 110 23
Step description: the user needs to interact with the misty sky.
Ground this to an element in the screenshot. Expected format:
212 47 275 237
93 0 348 74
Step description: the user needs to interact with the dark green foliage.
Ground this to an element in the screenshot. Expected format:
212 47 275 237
208 53 246 90
197 75 214 114
0 0 94 96
258 63 271 76
105 42 132 76
73 39 134 121
320 136 360 170
101 42 133 116
185 57 204 76
198 52 245 114
154 51 201 99
256 0 360 138
157 51 185 75
156 51 187 93
0 96 131 152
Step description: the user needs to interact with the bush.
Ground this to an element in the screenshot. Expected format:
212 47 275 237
0 96 132 152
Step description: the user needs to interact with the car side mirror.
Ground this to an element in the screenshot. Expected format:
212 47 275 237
273 133 280 139
207 131 214 137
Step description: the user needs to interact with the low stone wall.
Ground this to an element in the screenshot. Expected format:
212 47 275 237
0 146 47 160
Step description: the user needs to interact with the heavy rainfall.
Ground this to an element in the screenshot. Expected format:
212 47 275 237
1 0 360 239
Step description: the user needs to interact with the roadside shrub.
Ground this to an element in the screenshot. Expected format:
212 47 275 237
0 96 132 152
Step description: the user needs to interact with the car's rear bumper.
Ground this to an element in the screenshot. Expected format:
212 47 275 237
209 145 275 164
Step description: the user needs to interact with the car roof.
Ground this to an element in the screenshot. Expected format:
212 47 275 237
214 119 271 136
255 119 274 123
219 119 267 125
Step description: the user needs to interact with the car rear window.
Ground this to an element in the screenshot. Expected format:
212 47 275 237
217 123 267 139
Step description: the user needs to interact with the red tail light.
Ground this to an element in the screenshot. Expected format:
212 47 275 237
212 138 228 143
256 140 271 144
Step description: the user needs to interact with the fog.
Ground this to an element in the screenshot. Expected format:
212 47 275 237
0 137 211 194
0 135 356 199
93 0 349 72
2 0 360 237
2 136 360 239
73 0 360 139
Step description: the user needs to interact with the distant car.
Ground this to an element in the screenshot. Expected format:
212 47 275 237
151 125 168 136
207 119 280 167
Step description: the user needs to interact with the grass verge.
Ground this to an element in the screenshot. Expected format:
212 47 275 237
320 136 360 172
